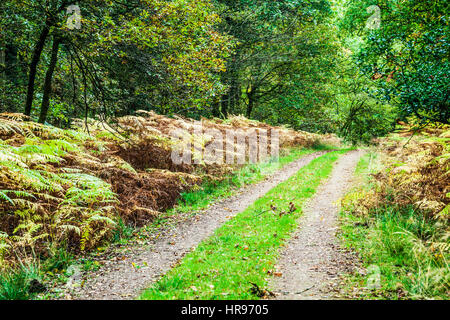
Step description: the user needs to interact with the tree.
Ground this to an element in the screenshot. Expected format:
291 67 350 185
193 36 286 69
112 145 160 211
342 0 449 124
211 0 332 118
1 0 232 123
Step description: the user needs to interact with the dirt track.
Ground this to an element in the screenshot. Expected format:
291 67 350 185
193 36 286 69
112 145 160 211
65 151 327 300
270 150 363 299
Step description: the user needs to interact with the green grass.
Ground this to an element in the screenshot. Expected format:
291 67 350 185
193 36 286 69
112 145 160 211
135 147 328 239
354 151 377 176
0 245 104 300
339 153 450 300
0 269 32 300
170 147 326 215
140 150 347 300
0 261 42 300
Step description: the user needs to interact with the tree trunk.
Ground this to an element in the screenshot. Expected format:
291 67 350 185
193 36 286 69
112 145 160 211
246 92 254 118
0 49 5 80
5 45 19 84
25 22 51 116
228 77 240 117
220 91 230 117
225 57 240 117
211 99 221 118
218 54 240 118
38 37 61 124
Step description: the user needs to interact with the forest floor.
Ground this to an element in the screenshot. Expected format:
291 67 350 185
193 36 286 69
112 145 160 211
62 151 331 300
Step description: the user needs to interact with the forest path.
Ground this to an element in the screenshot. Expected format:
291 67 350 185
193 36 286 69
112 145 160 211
65 151 327 300
270 150 363 299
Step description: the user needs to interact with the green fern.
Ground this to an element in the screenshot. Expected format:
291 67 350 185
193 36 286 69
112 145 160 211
0 116 118 256
0 190 14 205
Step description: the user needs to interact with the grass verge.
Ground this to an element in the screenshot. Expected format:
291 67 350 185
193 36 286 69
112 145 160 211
339 152 449 300
140 150 347 300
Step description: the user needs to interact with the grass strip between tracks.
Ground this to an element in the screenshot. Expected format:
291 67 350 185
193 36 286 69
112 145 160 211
140 149 348 300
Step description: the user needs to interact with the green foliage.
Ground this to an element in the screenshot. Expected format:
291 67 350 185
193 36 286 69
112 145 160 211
342 0 449 124
211 0 335 123
330 57 398 145
112 219 136 244
1 0 232 121
0 268 31 300
246 0 401 142
42 245 74 273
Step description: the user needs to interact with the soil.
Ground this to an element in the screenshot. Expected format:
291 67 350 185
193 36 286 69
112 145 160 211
269 150 364 300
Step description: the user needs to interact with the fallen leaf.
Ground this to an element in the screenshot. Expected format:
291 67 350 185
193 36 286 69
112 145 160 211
273 272 283 277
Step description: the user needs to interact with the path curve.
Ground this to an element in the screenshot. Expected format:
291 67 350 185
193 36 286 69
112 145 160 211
270 150 363 300
66 151 327 300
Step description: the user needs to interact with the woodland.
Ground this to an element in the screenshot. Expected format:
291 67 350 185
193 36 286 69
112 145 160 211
0 0 448 300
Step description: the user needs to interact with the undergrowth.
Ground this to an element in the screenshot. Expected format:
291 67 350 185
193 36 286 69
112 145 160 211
0 111 339 300
340 150 449 300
